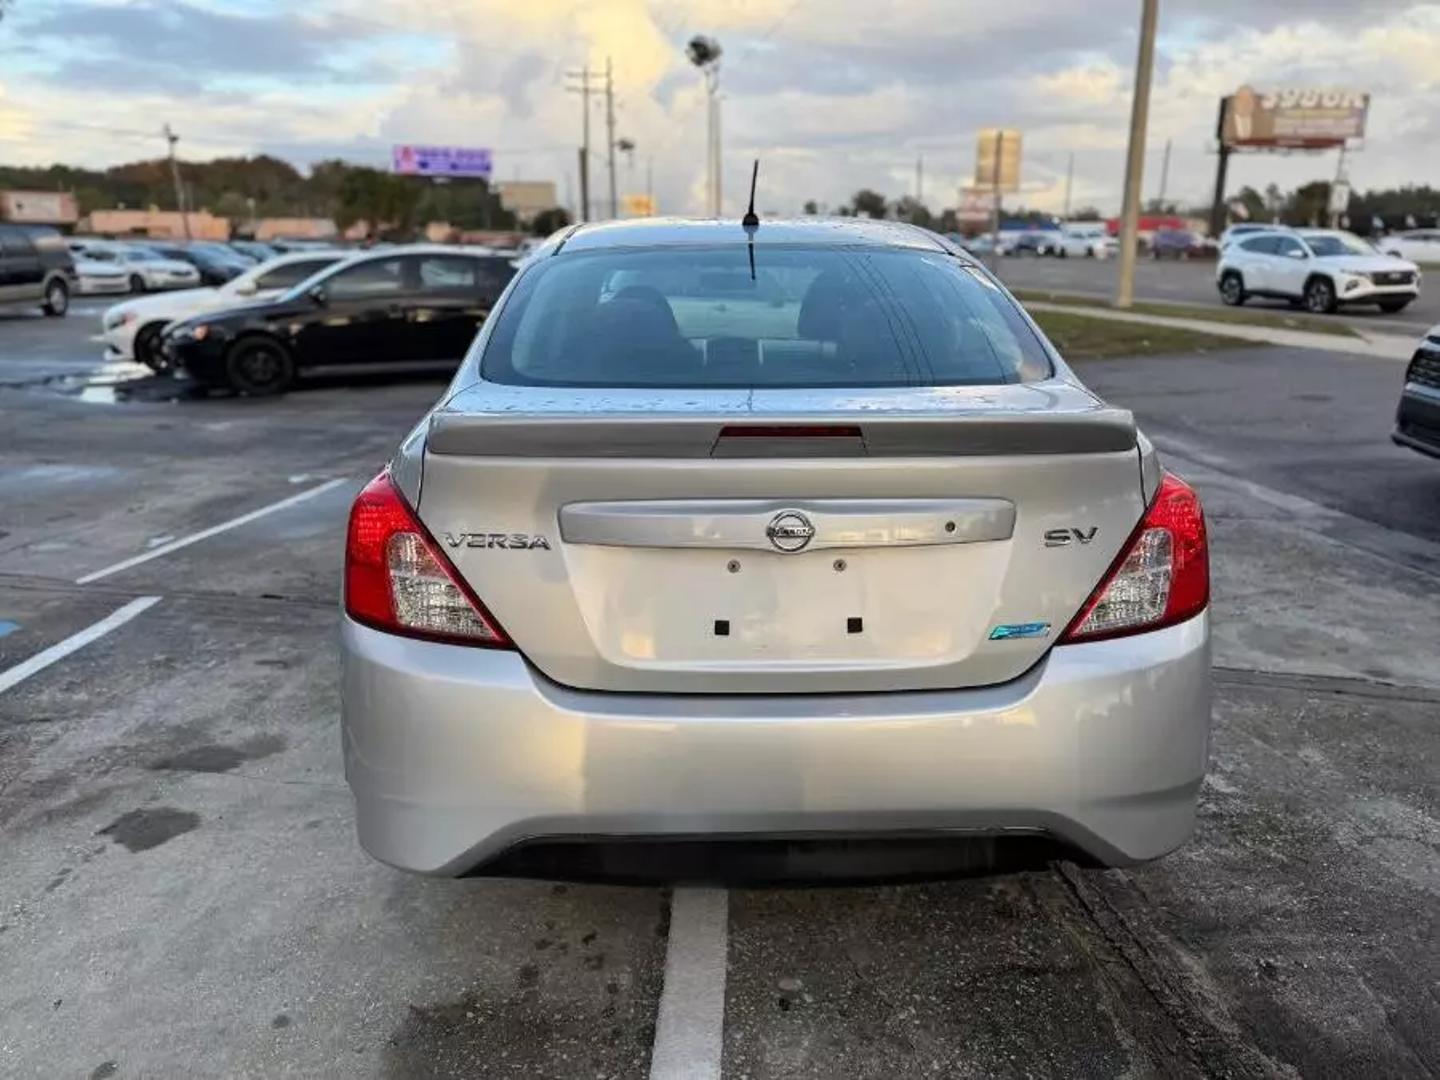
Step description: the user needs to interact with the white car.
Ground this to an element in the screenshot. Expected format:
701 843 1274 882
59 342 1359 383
1057 224 1117 259
71 249 132 296
1216 228 1421 314
1378 229 1440 265
101 251 345 370
69 240 201 293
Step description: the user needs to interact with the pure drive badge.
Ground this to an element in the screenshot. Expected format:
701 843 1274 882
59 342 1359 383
444 532 552 550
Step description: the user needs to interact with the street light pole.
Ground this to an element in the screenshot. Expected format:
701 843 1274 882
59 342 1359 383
605 57 618 220
1115 0 1159 309
687 36 723 217
163 124 192 241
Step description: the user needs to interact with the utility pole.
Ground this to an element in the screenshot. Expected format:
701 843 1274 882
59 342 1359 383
989 130 1004 273
915 154 923 205
564 65 600 221
686 36 723 216
604 57 618 220
711 84 722 215
1115 0 1159 309
162 124 192 240
646 157 654 216
1208 97 1232 238
1063 151 1074 219
1157 137 1172 209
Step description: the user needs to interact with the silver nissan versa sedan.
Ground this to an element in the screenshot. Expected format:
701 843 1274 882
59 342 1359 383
340 218 1211 878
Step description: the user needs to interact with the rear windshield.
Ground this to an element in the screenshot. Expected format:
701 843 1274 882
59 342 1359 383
479 245 1052 388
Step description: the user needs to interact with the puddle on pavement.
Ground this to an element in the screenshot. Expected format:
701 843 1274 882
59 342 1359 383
13 361 204 406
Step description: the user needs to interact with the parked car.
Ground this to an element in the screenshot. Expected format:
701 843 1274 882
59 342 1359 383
1150 229 1204 259
1012 230 1061 256
337 217 1212 878
0 222 74 316
70 248 132 296
1217 223 1275 249
229 240 281 262
161 245 519 394
957 233 1015 257
1216 228 1421 314
1058 223 1117 259
1393 325 1440 460
102 251 346 371
68 239 201 292
1378 230 1440 265
141 241 252 286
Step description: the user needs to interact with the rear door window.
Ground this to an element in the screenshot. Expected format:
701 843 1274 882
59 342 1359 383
0 225 37 257
481 245 1052 388
254 258 338 290
1239 236 1278 254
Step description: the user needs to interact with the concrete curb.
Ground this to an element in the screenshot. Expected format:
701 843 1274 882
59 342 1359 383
1024 301 1415 361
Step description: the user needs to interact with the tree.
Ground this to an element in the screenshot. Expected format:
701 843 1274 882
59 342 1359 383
334 168 423 240
1231 185 1267 223
1069 206 1103 222
850 189 887 219
936 208 959 233
801 199 819 215
531 207 571 236
1285 181 1330 227
892 196 933 229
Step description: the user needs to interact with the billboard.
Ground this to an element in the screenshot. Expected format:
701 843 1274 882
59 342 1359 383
974 129 1021 193
392 144 493 179
496 181 558 220
956 187 992 225
0 190 79 225
1221 87 1368 149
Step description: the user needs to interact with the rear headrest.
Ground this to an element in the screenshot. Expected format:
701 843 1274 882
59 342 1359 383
797 268 867 340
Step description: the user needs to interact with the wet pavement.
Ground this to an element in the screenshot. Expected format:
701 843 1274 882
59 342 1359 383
1 310 1438 1078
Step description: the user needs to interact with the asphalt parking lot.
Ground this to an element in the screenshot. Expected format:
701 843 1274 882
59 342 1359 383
2 304 1439 1078
995 255 1440 339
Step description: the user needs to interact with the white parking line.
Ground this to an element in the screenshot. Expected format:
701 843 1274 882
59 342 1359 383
649 887 730 1080
0 596 161 696
75 477 348 584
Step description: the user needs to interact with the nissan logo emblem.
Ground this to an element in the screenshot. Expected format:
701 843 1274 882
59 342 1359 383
766 510 815 553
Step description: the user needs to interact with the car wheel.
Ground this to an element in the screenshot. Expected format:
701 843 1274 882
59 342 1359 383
133 322 170 373
1303 277 1337 314
224 337 295 396
128 274 146 294
41 279 69 317
1378 298 1412 314
1058 247 1068 259
1218 272 1246 306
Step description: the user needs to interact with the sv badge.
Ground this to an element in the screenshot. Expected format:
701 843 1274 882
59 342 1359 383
1044 527 1098 548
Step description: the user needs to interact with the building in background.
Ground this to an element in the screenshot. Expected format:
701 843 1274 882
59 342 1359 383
252 217 339 242
0 190 80 229
81 207 228 240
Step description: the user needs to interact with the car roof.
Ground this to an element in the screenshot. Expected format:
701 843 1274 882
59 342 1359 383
557 216 951 254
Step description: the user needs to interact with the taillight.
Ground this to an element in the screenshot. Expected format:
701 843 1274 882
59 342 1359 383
344 473 513 648
1059 472 1208 644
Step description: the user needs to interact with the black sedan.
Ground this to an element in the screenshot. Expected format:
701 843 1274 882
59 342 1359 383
145 241 253 286
161 247 518 395
1393 326 1440 460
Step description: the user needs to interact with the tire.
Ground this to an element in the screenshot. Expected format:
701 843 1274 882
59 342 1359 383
224 336 295 396
133 322 170 373
41 279 69 317
1218 272 1246 306
1303 276 1337 314
128 274 146 294
1058 247 1068 259
1378 298 1412 314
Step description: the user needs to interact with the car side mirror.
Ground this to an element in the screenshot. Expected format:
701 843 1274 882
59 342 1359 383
234 280 257 296
307 284 327 306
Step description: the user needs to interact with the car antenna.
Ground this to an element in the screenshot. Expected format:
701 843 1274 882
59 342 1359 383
742 159 760 229
742 159 759 280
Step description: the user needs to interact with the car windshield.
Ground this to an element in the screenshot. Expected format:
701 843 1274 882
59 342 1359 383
1304 233 1375 257
480 244 1052 389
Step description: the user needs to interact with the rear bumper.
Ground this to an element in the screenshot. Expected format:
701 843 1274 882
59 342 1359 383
341 611 1212 876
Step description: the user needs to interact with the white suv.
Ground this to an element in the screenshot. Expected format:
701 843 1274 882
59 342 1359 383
1216 229 1421 314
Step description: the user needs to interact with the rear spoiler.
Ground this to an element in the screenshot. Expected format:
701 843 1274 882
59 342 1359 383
426 409 1137 458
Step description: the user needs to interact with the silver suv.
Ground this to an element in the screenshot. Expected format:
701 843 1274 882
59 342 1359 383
339 218 1213 878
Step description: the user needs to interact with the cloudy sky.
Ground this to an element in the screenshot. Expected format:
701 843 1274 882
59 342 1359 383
1 0 1436 219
